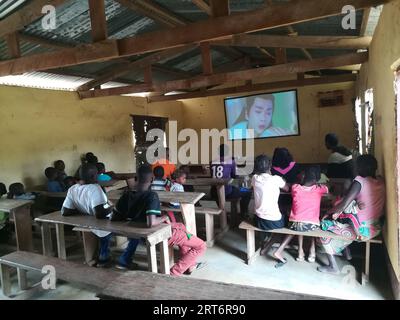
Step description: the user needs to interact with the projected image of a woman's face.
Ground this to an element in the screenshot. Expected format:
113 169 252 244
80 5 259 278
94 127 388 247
246 97 274 136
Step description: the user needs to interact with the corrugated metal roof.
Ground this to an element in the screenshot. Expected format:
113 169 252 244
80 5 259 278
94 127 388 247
0 0 383 90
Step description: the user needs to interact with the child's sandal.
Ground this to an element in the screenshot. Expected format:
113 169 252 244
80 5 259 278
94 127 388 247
296 256 305 262
307 255 316 263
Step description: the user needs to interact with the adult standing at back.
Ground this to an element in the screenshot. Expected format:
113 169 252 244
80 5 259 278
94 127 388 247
325 133 355 179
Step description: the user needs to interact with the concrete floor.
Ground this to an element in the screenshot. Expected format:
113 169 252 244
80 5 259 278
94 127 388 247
0 200 393 300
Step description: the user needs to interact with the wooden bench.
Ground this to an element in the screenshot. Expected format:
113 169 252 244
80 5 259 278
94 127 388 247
0 251 119 297
238 221 383 285
97 270 330 300
35 211 172 274
161 206 222 247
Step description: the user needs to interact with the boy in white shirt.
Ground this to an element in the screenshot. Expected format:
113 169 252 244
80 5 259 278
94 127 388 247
61 163 139 269
169 169 186 208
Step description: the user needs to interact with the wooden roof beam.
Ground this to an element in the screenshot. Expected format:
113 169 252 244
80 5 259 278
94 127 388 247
0 0 389 77
78 52 367 99
147 73 357 102
77 44 197 91
6 32 21 59
192 0 212 15
88 0 108 42
212 34 372 49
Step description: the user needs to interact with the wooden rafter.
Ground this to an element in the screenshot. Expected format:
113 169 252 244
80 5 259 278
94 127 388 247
0 0 390 77
115 0 186 27
212 34 372 49
0 0 68 38
77 44 196 91
88 0 108 42
210 0 229 17
78 52 367 99
147 73 357 102
192 0 212 15
6 32 21 58
200 42 213 75
360 8 372 36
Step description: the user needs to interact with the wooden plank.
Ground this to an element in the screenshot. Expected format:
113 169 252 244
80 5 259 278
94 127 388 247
144 65 152 84
210 0 229 17
158 240 170 275
17 268 28 291
239 221 353 240
88 0 108 42
0 264 12 297
0 0 68 38
0 0 387 77
360 8 372 36
80 52 366 98
35 212 172 245
192 0 212 15
200 42 213 75
205 213 215 247
98 271 331 300
246 229 256 265
6 32 21 58
146 244 158 273
274 47 286 64
0 40 120 77
0 199 33 212
12 204 33 252
41 223 53 257
55 224 66 259
212 34 373 49
108 190 205 205
77 45 196 91
180 203 197 236
148 73 357 102
0 251 119 291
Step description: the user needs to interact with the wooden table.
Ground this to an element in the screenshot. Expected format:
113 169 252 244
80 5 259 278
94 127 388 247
186 178 232 234
35 211 172 274
97 271 329 300
108 190 204 236
0 199 33 252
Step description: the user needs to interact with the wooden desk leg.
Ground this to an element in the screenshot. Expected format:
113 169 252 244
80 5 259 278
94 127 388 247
41 223 53 257
216 185 228 233
205 213 215 247
17 268 28 290
246 229 258 265
181 203 197 236
55 224 66 260
0 264 12 297
82 231 98 266
159 240 170 275
147 243 158 273
362 241 371 285
12 205 33 252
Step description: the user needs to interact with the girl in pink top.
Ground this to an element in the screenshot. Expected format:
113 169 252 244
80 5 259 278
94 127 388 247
273 166 328 266
318 154 386 274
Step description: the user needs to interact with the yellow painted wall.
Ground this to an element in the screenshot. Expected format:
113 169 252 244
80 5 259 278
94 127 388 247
181 81 356 164
356 0 400 280
0 85 183 188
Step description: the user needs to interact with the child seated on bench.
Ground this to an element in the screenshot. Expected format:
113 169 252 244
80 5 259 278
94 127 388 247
169 169 186 209
111 165 207 276
45 167 65 192
61 163 139 270
150 166 171 191
96 162 112 182
317 154 385 274
273 166 328 266
252 154 289 231
0 183 10 242
7 183 36 200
